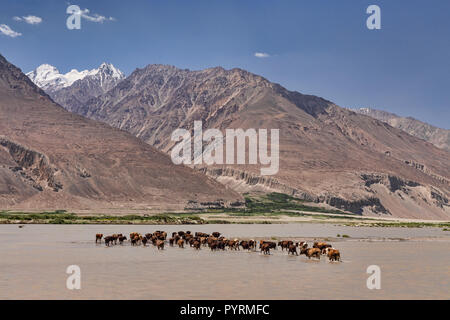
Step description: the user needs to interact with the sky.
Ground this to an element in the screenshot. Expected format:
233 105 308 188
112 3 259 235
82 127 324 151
0 0 449 129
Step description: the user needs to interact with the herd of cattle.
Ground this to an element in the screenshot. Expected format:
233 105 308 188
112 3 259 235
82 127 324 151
95 230 341 261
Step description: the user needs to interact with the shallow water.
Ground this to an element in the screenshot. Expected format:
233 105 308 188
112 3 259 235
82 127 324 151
0 224 449 299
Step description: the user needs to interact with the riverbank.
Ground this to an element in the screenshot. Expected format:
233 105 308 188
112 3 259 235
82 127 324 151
2 192 449 227
1 210 449 229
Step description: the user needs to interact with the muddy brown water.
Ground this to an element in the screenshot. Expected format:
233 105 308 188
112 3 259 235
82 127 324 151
0 224 449 299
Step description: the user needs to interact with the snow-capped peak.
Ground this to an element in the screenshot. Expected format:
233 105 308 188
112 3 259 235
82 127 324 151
26 64 67 91
26 63 124 92
96 62 124 79
36 64 59 74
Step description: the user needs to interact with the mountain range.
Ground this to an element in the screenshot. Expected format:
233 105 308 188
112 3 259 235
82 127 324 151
29 64 450 153
0 54 240 211
24 62 450 219
352 108 450 152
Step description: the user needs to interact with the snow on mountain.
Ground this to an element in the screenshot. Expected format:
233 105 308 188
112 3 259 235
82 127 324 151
26 62 125 114
26 63 124 93
64 69 90 87
26 64 70 91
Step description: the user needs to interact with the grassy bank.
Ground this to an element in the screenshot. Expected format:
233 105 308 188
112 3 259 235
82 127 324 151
1 210 449 227
1 192 449 227
0 193 349 225
0 211 207 225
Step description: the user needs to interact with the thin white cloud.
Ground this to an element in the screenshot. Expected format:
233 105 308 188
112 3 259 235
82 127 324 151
73 7 116 23
23 15 43 25
0 24 22 37
13 15 43 25
254 52 271 58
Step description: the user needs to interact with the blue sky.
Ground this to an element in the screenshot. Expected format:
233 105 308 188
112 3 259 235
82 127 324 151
1 0 449 129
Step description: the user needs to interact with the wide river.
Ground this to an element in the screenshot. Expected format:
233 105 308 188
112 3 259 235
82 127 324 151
0 224 449 299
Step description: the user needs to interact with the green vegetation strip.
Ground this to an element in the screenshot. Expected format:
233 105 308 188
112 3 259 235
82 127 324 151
207 192 349 215
0 211 206 225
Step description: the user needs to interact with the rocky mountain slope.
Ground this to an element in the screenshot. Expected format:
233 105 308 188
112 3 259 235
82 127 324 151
0 55 240 211
352 108 450 152
65 64 450 219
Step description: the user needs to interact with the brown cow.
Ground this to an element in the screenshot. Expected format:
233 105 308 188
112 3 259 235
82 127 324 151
169 238 175 246
104 236 113 246
193 240 201 250
111 234 120 245
177 239 185 248
210 241 218 251
288 244 298 256
207 237 218 247
130 232 140 240
217 240 226 250
313 242 331 251
278 240 293 251
210 240 226 251
156 240 165 250
227 239 239 250
327 248 341 261
260 243 271 255
305 248 321 259
196 232 209 238
153 231 166 241
131 234 141 246
240 240 249 250
118 235 127 244
95 234 103 243
259 240 277 250
264 241 277 250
